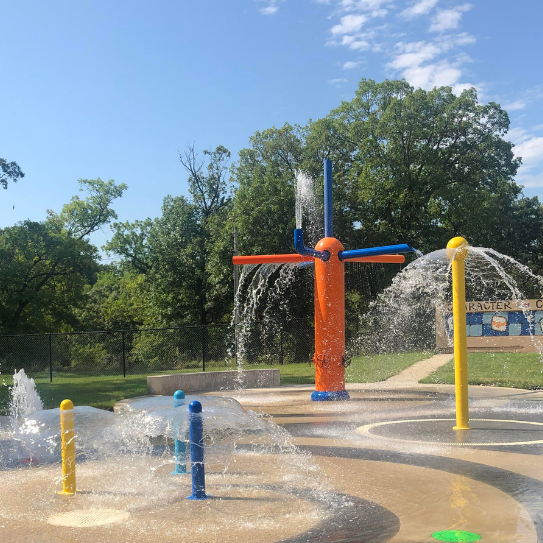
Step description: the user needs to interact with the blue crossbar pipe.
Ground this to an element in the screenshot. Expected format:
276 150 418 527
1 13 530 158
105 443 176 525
339 244 415 261
187 401 209 500
324 159 333 238
172 390 188 475
294 229 329 261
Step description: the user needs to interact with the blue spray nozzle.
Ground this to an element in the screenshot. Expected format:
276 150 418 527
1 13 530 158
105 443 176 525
294 229 329 261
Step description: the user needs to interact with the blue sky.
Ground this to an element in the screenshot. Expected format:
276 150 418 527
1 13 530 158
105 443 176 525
1 0 542 255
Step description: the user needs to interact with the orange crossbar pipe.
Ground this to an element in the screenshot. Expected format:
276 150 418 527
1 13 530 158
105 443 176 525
347 255 405 264
233 254 314 265
233 254 405 265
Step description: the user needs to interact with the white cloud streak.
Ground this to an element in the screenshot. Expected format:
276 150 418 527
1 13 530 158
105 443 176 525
331 14 368 35
503 100 526 111
401 0 439 19
430 4 472 32
256 0 281 15
328 78 349 86
343 60 363 69
386 35 476 91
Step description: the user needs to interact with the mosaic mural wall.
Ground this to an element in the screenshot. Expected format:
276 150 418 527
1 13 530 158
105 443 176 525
445 310 543 338
436 300 543 352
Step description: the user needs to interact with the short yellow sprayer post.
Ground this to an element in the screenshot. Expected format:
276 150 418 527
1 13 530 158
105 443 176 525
447 237 471 430
58 399 76 495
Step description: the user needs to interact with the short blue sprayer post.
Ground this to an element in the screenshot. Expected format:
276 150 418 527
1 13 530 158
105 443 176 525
172 390 188 475
187 400 209 500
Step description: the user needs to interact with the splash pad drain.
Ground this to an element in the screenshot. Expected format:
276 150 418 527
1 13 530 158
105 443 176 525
47 509 130 527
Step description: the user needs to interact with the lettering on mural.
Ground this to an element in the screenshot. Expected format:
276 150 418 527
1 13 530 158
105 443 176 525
446 299 543 312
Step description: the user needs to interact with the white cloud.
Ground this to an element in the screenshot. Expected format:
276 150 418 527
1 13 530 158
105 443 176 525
515 173 543 188
451 82 477 95
340 0 391 11
503 100 526 112
401 0 439 19
331 14 368 35
515 137 543 167
386 32 476 92
403 61 462 89
509 129 543 189
328 78 349 86
337 33 372 50
389 41 441 69
343 60 363 69
508 127 530 145
256 0 281 15
430 4 472 32
451 32 476 46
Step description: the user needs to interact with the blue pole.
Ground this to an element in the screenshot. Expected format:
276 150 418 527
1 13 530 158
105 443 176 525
338 244 415 261
324 159 333 238
187 401 209 500
172 390 188 475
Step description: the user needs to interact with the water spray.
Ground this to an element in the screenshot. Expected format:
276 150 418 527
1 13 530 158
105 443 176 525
172 390 189 475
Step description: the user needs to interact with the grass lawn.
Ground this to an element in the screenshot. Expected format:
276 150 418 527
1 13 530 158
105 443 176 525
420 352 543 389
1 351 432 412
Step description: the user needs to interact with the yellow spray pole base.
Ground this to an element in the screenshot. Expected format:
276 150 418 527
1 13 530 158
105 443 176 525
447 237 471 430
57 399 77 495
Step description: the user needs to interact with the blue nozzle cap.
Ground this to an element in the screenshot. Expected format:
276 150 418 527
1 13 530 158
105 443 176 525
188 400 202 414
174 390 185 400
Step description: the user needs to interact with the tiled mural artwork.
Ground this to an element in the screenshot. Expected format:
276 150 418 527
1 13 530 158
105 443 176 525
445 310 543 337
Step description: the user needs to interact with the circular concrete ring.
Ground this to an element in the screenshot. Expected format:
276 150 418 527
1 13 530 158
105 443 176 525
356 418 543 447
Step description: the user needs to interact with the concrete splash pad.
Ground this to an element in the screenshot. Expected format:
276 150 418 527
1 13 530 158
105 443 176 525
2 383 543 542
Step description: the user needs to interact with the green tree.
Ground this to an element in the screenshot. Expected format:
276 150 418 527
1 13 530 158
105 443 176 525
0 179 126 333
76 265 155 330
106 146 233 326
0 158 24 189
307 79 525 254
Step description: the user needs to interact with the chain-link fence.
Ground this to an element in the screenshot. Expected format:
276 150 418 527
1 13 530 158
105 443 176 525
1 318 359 381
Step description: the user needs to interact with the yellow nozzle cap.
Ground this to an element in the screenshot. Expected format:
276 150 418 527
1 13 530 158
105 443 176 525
60 399 74 410
447 236 468 250
447 237 469 260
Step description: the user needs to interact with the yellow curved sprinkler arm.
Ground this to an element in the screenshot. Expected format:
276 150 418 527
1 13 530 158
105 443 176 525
447 237 471 430
58 399 76 495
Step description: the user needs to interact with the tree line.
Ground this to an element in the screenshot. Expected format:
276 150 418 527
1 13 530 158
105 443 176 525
1 79 541 335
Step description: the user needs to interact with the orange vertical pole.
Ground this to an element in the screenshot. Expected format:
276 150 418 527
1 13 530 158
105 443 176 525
312 237 349 401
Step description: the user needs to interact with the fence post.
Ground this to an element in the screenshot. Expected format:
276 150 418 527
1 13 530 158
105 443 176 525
122 331 126 377
201 326 206 373
49 334 53 383
279 327 283 365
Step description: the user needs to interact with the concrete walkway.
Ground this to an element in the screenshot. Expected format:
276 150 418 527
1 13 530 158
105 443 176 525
380 352 452 387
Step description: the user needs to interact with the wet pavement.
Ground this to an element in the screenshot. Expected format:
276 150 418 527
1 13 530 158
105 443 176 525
222 382 543 542
1 382 543 542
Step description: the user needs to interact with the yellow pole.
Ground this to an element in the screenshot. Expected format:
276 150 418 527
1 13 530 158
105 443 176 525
58 399 76 495
447 237 471 430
